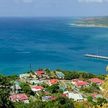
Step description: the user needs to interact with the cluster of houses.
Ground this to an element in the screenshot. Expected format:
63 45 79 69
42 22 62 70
9 69 105 103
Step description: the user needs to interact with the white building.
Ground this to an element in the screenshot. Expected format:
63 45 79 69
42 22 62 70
19 73 30 79
68 92 84 101
29 80 43 85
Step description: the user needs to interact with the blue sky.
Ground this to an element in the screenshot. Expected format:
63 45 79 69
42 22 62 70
0 0 108 17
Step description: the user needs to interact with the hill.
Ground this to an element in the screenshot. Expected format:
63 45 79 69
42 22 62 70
73 16 108 27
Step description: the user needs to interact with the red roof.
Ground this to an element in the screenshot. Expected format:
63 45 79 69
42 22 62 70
50 79 58 85
31 86 44 92
92 93 97 98
32 86 43 89
89 78 104 84
36 70 44 76
72 79 88 86
62 94 67 97
76 81 88 86
10 93 28 101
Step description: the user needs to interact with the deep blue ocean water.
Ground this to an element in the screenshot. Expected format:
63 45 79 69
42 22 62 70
0 17 108 75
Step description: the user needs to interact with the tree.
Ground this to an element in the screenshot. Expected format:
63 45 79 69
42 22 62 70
7 75 18 81
87 96 93 103
0 75 14 108
20 82 34 95
14 102 28 108
47 84 60 93
55 96 75 108
97 98 107 106
29 100 45 108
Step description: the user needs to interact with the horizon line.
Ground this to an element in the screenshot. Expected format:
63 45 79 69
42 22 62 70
0 15 107 18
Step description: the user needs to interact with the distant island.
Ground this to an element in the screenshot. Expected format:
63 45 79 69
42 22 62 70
72 16 108 28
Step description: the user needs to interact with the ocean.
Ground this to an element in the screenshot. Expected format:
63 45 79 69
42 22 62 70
0 17 108 75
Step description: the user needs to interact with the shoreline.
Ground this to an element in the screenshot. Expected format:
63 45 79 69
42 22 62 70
0 67 106 75
70 23 108 28
0 68 106 76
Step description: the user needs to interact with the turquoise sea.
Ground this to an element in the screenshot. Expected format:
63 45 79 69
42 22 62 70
0 17 108 75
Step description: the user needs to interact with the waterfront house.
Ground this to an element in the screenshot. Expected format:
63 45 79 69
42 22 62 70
9 93 29 103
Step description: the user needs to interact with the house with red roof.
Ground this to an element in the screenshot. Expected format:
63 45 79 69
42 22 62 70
35 69 45 76
35 69 49 79
72 79 89 87
89 78 104 85
49 79 58 86
9 93 29 103
31 86 44 92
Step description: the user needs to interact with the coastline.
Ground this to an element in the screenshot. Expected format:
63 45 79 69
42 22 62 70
70 23 108 28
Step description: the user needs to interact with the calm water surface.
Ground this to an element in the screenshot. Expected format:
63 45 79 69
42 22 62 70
0 17 108 75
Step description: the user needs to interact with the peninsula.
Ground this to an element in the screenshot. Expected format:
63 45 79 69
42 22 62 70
72 16 108 28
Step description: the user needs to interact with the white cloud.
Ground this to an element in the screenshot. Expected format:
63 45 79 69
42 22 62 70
78 0 108 3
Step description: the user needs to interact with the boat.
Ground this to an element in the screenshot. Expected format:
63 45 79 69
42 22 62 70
84 54 108 60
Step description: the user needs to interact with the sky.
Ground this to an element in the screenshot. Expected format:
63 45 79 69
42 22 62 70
0 0 108 17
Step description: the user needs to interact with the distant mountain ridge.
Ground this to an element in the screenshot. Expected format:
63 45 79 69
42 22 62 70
73 16 108 27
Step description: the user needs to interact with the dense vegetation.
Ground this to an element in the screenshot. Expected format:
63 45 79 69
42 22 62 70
0 69 107 108
46 69 105 80
0 75 14 108
14 96 75 108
